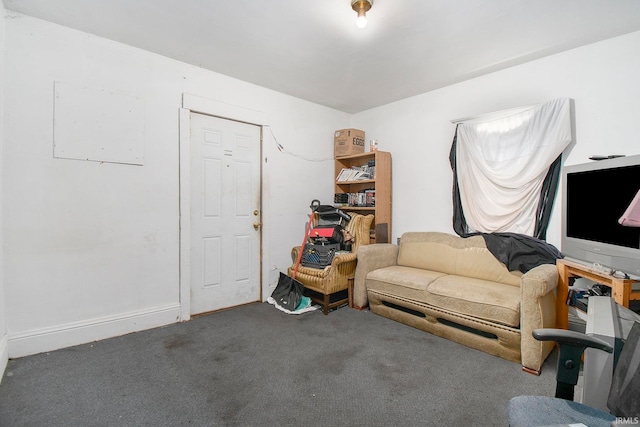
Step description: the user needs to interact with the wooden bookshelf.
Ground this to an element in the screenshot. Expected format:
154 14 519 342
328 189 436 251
334 151 392 243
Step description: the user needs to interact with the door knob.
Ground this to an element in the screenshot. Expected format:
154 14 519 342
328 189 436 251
253 222 261 230
253 210 259 216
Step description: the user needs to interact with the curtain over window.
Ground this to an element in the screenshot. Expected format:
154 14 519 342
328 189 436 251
450 98 573 239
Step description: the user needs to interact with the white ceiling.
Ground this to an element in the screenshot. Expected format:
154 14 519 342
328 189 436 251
5 0 640 113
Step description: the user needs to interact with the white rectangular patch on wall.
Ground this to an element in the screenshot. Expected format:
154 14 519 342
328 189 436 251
53 81 145 165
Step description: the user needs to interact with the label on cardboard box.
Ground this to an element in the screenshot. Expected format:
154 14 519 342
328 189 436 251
334 128 365 157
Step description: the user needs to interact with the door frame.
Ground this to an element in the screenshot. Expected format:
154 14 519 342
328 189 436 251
179 93 269 321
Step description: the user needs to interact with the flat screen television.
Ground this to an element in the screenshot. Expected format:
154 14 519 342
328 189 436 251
561 154 640 278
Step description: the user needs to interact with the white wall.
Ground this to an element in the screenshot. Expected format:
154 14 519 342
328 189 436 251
2 14 348 357
352 31 640 249
0 1 8 379
5 13 640 359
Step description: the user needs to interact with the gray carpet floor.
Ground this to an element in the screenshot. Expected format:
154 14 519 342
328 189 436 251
0 302 557 426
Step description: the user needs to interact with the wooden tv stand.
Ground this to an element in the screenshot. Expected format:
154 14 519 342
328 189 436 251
556 258 640 329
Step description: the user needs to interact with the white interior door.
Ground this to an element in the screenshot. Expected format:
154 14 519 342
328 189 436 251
189 112 261 315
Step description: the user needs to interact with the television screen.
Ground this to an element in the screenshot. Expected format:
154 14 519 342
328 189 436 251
562 155 640 277
566 164 640 250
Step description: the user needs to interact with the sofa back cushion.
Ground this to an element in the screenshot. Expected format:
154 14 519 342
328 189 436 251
397 232 520 286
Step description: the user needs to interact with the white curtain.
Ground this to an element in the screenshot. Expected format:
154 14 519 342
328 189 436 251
455 98 573 236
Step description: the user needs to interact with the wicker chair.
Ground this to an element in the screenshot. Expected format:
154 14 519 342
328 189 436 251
288 213 374 315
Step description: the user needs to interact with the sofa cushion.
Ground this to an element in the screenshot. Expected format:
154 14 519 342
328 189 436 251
366 265 521 328
366 265 446 301
426 275 521 327
397 232 520 287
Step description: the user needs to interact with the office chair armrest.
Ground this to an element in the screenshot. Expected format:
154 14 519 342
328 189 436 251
533 328 614 400
532 328 613 353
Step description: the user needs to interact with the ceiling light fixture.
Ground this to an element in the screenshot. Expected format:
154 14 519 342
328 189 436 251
351 0 373 29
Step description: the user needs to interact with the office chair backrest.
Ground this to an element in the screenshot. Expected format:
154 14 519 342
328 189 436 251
607 320 640 417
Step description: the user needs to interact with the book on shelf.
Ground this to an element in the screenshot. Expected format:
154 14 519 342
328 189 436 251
342 190 375 207
336 167 371 182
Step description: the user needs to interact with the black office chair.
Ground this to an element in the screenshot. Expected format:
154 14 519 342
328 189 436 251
508 321 640 426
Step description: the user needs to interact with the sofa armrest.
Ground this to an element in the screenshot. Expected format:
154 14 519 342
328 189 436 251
334 252 357 264
353 244 399 308
291 246 302 263
521 264 559 299
520 263 559 373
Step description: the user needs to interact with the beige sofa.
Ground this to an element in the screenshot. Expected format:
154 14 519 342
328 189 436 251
354 232 558 374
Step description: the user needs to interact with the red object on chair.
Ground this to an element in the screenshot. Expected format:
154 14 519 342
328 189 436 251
311 226 342 243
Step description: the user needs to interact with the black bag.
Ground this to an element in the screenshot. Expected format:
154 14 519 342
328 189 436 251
272 272 304 310
316 205 351 227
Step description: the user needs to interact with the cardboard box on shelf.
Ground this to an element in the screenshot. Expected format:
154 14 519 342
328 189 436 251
334 128 365 157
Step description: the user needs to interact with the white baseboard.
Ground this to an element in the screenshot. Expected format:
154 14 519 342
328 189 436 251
0 334 8 383
8 303 181 358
